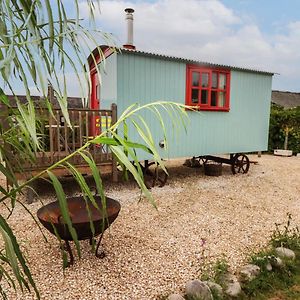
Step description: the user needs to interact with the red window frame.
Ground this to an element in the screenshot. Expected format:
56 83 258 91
185 65 231 111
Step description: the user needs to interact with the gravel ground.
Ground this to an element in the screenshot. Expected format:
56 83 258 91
0 154 300 299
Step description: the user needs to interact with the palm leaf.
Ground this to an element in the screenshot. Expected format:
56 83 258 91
0 228 23 291
47 171 81 258
110 145 156 207
131 118 167 174
0 88 10 106
71 153 108 239
0 215 39 298
63 162 97 239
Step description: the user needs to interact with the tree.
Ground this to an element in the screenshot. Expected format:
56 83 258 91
0 1 187 298
268 104 300 154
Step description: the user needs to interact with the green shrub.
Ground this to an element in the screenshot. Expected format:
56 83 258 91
213 257 230 284
243 213 300 299
268 104 300 154
271 213 300 250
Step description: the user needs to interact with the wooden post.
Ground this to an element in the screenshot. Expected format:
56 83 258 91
0 102 8 190
111 103 118 183
47 84 55 163
0 102 14 189
47 84 55 105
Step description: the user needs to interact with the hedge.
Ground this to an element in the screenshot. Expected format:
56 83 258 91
268 104 300 154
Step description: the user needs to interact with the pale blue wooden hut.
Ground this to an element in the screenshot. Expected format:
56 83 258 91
89 45 273 176
87 8 273 183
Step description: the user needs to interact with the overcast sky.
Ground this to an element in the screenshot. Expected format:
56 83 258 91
7 0 300 96
77 0 300 94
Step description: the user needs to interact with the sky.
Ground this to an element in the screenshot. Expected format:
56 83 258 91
76 0 300 94
5 0 300 96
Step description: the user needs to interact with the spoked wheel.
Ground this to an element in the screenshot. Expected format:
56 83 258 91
199 156 208 165
143 161 168 188
231 154 250 174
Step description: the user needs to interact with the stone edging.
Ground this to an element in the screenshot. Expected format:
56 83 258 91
166 247 296 300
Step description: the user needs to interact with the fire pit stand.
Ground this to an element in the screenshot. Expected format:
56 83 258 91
60 234 105 266
37 196 121 267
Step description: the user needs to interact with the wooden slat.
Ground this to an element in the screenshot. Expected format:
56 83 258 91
99 111 103 163
105 112 109 161
0 103 13 187
56 110 60 159
9 106 113 115
85 111 89 143
92 111 96 158
72 111 75 152
15 162 113 180
48 112 54 164
79 111 83 147
63 116 68 153
111 103 118 182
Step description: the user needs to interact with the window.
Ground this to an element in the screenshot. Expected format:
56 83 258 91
186 65 230 111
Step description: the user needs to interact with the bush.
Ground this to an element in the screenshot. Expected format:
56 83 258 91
271 213 300 250
243 213 300 298
268 104 300 154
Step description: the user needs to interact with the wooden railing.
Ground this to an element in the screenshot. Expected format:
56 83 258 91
3 103 118 180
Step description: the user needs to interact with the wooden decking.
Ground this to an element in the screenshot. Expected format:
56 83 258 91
3 103 118 182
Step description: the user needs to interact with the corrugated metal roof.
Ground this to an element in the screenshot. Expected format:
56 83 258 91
121 48 275 75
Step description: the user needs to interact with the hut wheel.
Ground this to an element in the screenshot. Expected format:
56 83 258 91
143 161 168 188
199 156 208 165
231 154 250 174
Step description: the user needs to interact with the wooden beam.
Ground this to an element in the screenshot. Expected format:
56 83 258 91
15 163 113 180
111 103 118 183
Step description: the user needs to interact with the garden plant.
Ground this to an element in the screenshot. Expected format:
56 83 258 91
0 1 188 298
268 103 300 154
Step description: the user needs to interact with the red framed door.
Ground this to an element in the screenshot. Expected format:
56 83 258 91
90 71 101 136
91 71 100 109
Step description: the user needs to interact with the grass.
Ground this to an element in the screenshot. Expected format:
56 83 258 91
205 214 300 300
159 214 300 300
242 214 300 300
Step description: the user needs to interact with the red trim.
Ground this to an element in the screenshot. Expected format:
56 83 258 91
88 45 115 136
90 71 99 109
185 65 230 111
123 44 136 50
89 46 115 110
89 47 114 73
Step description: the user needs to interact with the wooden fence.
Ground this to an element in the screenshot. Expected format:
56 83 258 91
1 102 118 181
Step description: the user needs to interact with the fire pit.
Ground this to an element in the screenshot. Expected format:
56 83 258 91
37 195 121 266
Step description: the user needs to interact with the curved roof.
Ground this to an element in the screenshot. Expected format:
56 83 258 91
88 45 274 75
121 48 274 75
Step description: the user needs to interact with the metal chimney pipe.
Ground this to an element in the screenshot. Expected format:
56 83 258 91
123 8 136 50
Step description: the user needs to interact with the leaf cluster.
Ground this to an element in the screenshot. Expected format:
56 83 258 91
0 1 193 298
268 104 300 153
243 214 300 299
0 0 116 298
271 213 300 250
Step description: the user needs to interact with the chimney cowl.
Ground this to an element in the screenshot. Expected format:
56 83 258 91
125 8 134 14
123 7 136 50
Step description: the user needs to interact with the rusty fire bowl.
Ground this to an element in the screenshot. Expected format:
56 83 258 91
37 196 121 241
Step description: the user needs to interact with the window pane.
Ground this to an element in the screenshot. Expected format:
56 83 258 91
219 74 226 89
211 91 217 106
192 89 199 104
192 72 200 86
212 72 218 88
202 73 209 87
219 92 226 107
201 90 208 104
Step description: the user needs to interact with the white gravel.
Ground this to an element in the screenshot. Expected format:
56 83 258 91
1 154 300 299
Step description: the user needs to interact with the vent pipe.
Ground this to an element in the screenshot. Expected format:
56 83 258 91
123 8 136 50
